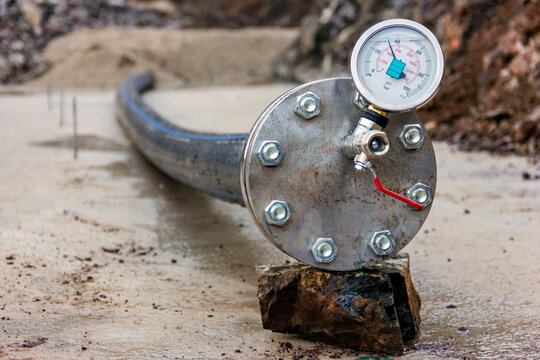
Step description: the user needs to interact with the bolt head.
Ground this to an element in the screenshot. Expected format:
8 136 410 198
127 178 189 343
369 231 395 256
310 238 337 263
412 188 428 203
264 200 290 226
399 124 425 150
407 183 432 210
295 92 321 119
258 141 283 166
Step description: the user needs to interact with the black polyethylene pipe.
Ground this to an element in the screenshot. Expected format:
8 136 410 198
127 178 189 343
116 72 248 204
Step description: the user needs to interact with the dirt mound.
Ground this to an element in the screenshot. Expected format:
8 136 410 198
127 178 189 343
274 0 540 157
0 0 315 84
0 0 47 83
178 0 318 28
26 27 297 88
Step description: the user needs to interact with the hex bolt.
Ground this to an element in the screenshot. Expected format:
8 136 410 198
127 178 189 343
310 238 337 263
264 200 290 226
258 141 283 166
399 124 425 150
295 92 321 119
407 183 432 209
411 188 428 203
369 230 395 256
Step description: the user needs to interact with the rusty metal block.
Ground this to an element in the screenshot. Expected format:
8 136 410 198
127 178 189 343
256 254 420 355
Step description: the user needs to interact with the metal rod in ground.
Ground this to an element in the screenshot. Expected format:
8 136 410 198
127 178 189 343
73 96 78 160
47 84 52 111
59 89 65 127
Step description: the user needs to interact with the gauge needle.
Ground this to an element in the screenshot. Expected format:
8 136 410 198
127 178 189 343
388 40 397 59
386 40 406 79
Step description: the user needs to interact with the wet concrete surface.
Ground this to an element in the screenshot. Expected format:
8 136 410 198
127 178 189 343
0 88 539 359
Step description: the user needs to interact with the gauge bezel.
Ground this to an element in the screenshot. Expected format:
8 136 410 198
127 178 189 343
350 19 445 113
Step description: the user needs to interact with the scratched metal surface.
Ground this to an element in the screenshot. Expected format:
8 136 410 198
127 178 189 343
241 78 437 270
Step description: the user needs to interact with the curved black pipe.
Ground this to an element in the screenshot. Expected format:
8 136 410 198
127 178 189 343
115 72 248 204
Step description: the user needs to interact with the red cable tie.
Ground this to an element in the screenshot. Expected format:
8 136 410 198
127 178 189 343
373 176 424 210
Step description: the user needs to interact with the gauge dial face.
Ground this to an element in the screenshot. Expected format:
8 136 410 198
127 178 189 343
351 19 444 112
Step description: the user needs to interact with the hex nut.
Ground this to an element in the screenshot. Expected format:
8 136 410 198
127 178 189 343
264 200 291 226
258 141 283 166
310 238 337 263
407 183 432 209
369 231 395 256
295 92 321 119
399 124 425 150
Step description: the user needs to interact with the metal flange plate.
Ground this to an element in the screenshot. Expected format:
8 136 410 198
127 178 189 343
241 78 436 271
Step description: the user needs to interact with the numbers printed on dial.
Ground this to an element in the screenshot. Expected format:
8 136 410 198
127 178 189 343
362 33 432 101
351 20 444 112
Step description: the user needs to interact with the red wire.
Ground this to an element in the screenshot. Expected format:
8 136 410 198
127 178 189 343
373 177 424 210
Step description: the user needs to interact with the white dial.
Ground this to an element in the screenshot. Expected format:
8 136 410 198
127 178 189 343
351 19 444 112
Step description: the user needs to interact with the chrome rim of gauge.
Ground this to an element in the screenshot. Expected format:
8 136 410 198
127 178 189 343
350 19 444 113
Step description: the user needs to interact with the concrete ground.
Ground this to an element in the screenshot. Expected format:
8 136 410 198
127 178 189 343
0 86 539 359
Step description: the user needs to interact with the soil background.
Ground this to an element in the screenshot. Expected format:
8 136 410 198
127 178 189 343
1 0 539 157
24 27 298 88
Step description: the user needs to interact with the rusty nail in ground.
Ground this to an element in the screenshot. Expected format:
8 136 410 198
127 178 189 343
59 89 65 127
73 96 78 160
47 84 52 111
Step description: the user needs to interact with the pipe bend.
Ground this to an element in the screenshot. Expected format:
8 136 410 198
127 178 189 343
116 72 248 204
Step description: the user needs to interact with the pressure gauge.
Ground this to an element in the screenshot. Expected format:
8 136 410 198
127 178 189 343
351 19 444 112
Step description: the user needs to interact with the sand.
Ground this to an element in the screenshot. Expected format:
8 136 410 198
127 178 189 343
0 86 538 359
25 27 298 89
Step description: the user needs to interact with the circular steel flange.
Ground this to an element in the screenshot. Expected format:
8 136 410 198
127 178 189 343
241 78 436 271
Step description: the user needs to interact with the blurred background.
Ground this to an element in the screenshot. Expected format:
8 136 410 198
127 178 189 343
0 0 539 158
0 3 539 358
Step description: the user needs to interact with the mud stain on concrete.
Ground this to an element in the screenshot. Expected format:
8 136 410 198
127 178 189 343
20 337 48 348
32 134 126 152
91 160 138 178
108 148 280 280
